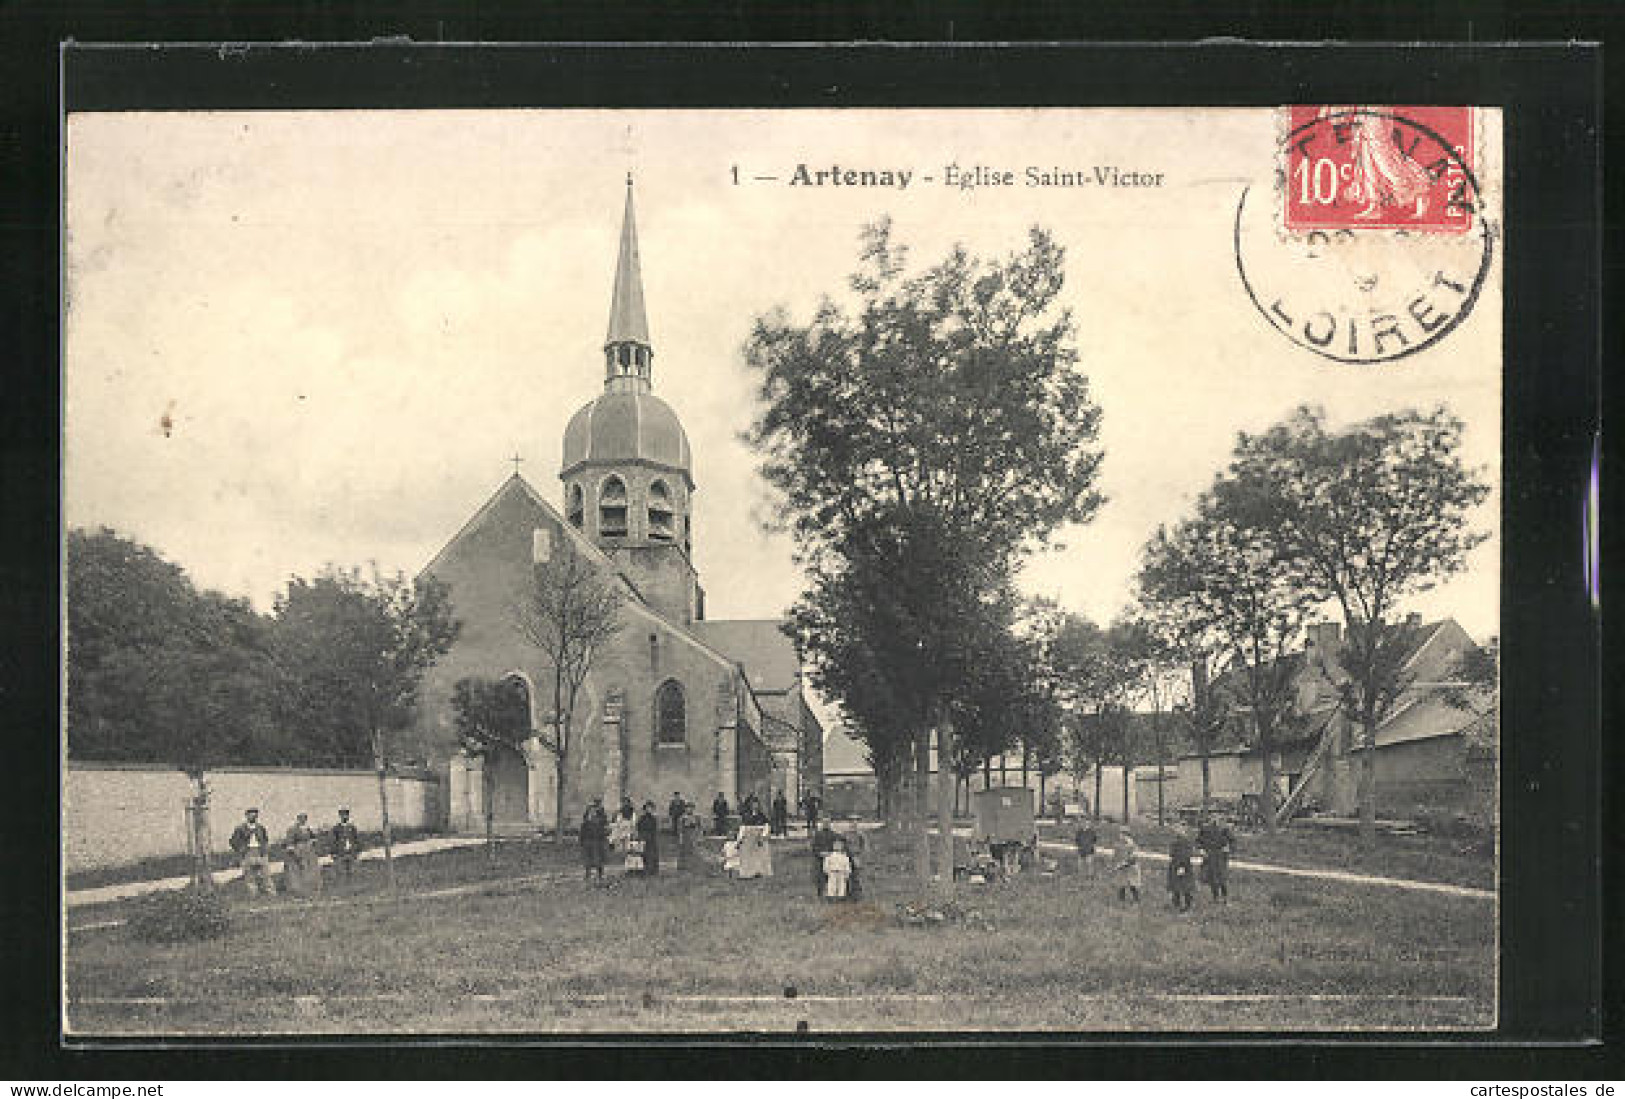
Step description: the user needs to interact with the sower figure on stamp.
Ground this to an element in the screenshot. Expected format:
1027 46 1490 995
229 807 272 897
330 807 362 884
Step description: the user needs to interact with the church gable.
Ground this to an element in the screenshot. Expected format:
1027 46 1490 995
421 476 582 641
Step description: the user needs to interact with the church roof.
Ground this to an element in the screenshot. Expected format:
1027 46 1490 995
420 473 754 678
691 619 801 693
605 181 651 348
561 390 692 478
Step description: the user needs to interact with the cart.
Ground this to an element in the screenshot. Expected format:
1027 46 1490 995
967 785 1039 879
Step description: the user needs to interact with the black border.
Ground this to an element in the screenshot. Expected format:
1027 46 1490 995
1 19 1610 1080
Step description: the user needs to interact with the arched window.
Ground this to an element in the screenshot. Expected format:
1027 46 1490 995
655 679 686 746
647 479 675 542
599 475 628 537
566 484 584 529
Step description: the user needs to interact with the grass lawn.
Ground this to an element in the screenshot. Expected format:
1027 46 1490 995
66 829 1495 1035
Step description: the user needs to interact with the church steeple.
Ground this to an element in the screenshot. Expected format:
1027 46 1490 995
604 175 653 393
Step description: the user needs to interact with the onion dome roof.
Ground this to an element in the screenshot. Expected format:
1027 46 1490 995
562 390 692 477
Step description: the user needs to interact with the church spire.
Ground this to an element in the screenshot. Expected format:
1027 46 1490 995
603 175 653 392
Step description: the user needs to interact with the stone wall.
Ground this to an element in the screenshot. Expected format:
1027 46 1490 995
64 762 442 873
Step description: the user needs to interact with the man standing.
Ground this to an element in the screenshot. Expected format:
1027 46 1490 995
580 797 609 882
803 791 822 837
770 790 789 837
229 807 272 897
667 791 688 838
331 807 362 884
711 792 731 837
635 800 661 876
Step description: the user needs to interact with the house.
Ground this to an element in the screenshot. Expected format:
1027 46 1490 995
1169 617 1494 818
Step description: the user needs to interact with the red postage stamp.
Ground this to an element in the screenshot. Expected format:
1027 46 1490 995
1284 106 1475 233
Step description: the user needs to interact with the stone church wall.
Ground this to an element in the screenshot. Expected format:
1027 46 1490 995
64 762 440 873
412 476 778 830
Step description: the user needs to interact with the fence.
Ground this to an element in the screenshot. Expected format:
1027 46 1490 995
63 761 444 873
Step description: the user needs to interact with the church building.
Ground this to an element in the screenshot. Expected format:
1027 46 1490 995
407 181 823 832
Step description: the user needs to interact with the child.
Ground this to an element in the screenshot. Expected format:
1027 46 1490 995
1074 819 1100 879
1114 832 1142 903
1167 831 1196 912
722 834 741 879
1196 814 1234 903
823 838 853 900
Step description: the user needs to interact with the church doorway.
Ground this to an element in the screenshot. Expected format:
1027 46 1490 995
487 741 530 824
483 675 534 826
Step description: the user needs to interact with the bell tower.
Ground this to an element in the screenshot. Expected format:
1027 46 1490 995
603 175 654 395
560 178 705 623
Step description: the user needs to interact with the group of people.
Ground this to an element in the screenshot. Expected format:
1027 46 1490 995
227 806 363 897
579 789 861 896
579 794 712 879
703 790 819 838
1073 814 1234 910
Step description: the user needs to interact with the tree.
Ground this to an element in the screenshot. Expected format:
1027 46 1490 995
273 567 459 887
1139 482 1317 832
66 528 287 883
749 220 1106 881
1136 596 1229 812
451 677 533 861
511 540 623 840
1443 636 1499 822
1227 406 1491 844
1177 649 1232 810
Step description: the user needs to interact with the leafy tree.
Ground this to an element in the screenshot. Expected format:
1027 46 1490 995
1140 482 1316 832
272 567 459 886
749 220 1106 881
1443 637 1499 820
1227 406 1490 843
66 528 286 883
511 540 622 839
1136 594 1230 811
451 677 533 860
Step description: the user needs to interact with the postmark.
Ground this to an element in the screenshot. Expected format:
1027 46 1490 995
1236 107 1495 364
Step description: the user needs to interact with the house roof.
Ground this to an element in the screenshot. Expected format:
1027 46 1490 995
821 722 872 775
691 619 801 693
1375 692 1489 748
1216 619 1470 713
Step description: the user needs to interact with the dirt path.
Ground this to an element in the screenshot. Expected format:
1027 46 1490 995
64 835 488 908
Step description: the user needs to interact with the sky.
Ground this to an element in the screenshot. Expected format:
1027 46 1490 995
64 109 1502 666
